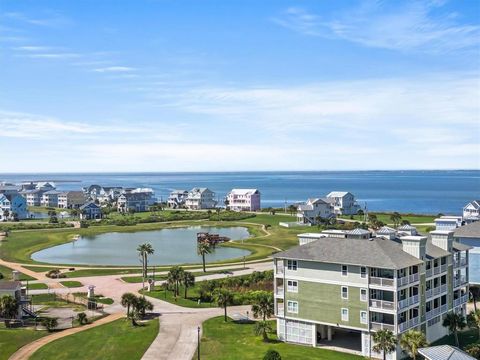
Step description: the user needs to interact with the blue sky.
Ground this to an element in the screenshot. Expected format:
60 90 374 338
0 0 479 172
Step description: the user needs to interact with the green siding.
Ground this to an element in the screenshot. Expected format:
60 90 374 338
285 281 368 329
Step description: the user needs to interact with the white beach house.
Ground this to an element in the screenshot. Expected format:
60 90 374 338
326 191 361 215
296 198 334 225
185 188 217 210
463 200 480 223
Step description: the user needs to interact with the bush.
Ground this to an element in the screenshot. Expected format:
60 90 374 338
263 349 282 360
46 269 66 279
0 222 74 231
208 211 256 221
41 317 58 332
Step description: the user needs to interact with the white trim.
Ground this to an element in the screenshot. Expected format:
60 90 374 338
341 286 349 300
287 260 298 271
287 300 299 314
279 274 368 288
279 314 368 332
360 311 368 324
361 266 367 278
360 288 368 302
341 308 349 322
342 265 348 276
287 280 298 293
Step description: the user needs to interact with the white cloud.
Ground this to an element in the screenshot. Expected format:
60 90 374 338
272 1 480 53
14 46 52 52
93 66 136 73
24 53 80 59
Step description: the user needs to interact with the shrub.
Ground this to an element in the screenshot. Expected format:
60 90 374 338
41 317 58 332
465 343 480 359
263 349 282 360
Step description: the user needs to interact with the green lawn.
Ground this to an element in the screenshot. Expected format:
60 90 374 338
73 292 114 305
32 293 86 311
338 212 436 225
26 282 49 290
30 318 159 360
0 325 48 360
60 280 83 288
22 266 65 273
197 317 363 360
121 267 246 283
65 268 143 278
432 328 479 349
0 264 35 281
142 283 215 308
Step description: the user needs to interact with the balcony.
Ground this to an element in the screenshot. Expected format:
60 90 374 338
370 299 395 311
370 277 395 288
426 284 448 299
426 304 448 320
427 265 448 278
454 276 468 288
453 294 469 308
398 316 420 333
276 266 284 276
454 258 468 268
275 287 284 298
398 273 420 287
277 307 284 317
398 295 420 310
370 322 395 333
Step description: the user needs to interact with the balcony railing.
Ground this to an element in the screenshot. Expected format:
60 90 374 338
370 299 395 311
398 295 420 310
453 294 469 308
426 304 448 320
454 258 468 268
454 276 468 288
370 277 395 287
426 284 448 299
276 266 284 275
398 316 420 333
275 287 284 297
277 307 284 316
370 322 395 332
398 273 420 287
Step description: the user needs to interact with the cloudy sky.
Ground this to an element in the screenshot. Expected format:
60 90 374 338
0 0 479 172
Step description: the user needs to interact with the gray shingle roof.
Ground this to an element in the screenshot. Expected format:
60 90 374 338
454 221 480 239
273 236 423 269
0 281 22 290
419 345 476 360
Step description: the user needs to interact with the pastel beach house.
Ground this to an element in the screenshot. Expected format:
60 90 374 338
226 189 261 211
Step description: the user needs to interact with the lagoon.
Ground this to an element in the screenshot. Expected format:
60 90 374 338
31 226 251 266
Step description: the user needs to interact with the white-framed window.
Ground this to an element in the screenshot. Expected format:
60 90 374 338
287 301 298 314
360 311 368 324
360 288 367 302
341 308 349 321
361 267 367 278
341 265 348 276
287 280 298 293
287 260 298 271
341 286 348 299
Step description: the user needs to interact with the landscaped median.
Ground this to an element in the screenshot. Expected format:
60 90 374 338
0 324 48 360
195 317 363 360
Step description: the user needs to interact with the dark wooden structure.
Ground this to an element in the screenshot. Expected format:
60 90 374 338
197 232 230 246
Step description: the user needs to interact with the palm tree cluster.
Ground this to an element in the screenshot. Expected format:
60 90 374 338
166 266 196 299
213 288 234 322
251 291 274 321
390 212 402 228
0 295 19 327
443 312 467 348
137 243 155 280
121 293 154 326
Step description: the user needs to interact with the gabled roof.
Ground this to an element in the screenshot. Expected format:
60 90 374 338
229 189 259 195
0 281 22 290
327 191 350 198
80 201 100 210
454 221 480 239
377 226 397 235
419 345 476 360
464 200 480 210
347 228 370 236
398 224 417 231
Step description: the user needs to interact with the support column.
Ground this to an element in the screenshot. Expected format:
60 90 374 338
327 326 332 341
312 324 317 347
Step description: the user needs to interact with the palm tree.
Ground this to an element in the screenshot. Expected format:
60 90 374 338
121 292 137 319
182 271 195 299
137 243 155 280
167 266 184 297
399 330 428 360
372 329 397 360
251 291 274 321
467 309 480 340
390 212 402 228
77 312 88 325
442 312 467 347
254 320 272 342
214 288 233 322
197 242 213 272
134 296 153 318
0 295 19 326
42 317 58 332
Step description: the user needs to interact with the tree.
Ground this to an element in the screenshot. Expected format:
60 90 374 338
77 312 88 325
134 296 153 318
182 271 195 299
2 209 9 221
288 205 297 216
314 215 324 228
465 343 480 359
254 320 272 342
372 329 397 360
167 266 184 297
442 312 467 348
251 291 274 321
263 349 282 360
467 309 480 340
121 292 137 319
399 330 428 360
390 212 402 228
401 220 411 226
214 288 233 322
197 242 213 272
42 317 58 332
0 295 19 326
357 209 364 217
137 243 155 281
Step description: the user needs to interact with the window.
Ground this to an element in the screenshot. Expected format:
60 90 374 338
360 288 367 302
360 311 368 324
341 286 348 299
341 265 348 276
361 267 367 278
341 308 349 321
287 260 297 271
287 301 298 314
287 280 298 293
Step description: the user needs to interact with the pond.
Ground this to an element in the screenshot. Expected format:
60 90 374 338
31 226 251 266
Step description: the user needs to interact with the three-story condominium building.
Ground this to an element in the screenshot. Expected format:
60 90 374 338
226 189 261 211
273 229 471 359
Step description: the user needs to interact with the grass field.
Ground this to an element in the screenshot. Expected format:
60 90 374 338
0 325 48 360
432 328 479 348
26 282 49 290
142 283 215 308
22 266 65 273
196 317 363 360
30 318 159 360
60 281 83 288
32 293 86 311
0 264 35 281
121 267 245 283
338 212 436 224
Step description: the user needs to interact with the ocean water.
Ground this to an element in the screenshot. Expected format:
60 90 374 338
1 171 479 214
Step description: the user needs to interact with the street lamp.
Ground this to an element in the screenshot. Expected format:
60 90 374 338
197 326 201 360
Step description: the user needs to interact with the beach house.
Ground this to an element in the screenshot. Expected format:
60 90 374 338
296 198 334 225
58 191 86 209
326 191 361 215
117 188 155 212
185 188 217 210
435 216 463 231
0 187 28 220
226 189 261 211
167 190 189 209
20 189 46 207
463 200 480 223
79 201 102 220
273 227 471 359
41 190 62 207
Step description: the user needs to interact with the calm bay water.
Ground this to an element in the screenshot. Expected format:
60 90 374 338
32 226 251 266
2 171 479 214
